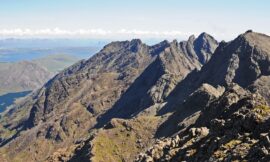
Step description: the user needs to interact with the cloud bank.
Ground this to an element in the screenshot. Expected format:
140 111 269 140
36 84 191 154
0 28 192 38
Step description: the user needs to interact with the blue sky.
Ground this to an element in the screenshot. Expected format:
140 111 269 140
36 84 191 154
0 0 269 40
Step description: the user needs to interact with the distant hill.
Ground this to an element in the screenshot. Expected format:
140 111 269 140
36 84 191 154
0 54 81 112
33 54 81 73
0 54 81 95
0 61 52 95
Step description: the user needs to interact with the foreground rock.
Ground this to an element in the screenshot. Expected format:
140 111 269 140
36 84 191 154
137 84 270 161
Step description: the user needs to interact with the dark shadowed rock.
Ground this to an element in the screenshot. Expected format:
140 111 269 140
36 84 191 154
136 31 270 162
137 84 270 162
168 31 270 109
180 32 219 64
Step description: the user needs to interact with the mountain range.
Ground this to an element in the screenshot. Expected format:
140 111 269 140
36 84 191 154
0 31 270 162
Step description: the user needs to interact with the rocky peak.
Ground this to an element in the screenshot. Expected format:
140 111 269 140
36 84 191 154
197 32 214 39
193 32 219 64
195 32 218 46
129 39 144 52
130 38 143 45
171 39 178 45
179 33 218 65
220 31 270 86
149 40 170 55
168 31 270 112
187 35 196 43
239 31 270 53
99 39 145 54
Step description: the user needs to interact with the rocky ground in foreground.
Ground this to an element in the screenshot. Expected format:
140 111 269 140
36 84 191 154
137 84 270 161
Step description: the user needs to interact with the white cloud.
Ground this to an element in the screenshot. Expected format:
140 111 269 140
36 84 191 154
116 29 187 37
0 28 111 36
0 28 189 38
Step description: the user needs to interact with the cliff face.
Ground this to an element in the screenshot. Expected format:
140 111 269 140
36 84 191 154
167 31 270 109
180 32 218 64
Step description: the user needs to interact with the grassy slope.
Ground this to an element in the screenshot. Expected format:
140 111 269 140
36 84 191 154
91 116 161 162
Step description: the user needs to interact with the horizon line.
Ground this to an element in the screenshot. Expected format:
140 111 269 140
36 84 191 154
0 28 248 41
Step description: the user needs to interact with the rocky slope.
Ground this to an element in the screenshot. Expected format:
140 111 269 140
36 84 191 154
0 33 218 162
137 83 270 162
180 32 218 64
137 31 270 161
166 31 270 109
57 31 270 162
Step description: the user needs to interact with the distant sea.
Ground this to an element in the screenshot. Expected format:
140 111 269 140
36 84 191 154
0 91 31 113
0 38 109 62
0 47 101 62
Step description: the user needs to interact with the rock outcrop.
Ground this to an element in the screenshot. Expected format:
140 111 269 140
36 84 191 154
137 31 270 162
168 31 270 109
180 32 218 64
137 84 270 162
